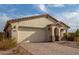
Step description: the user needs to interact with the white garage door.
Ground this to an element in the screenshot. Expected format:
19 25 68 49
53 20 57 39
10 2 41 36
18 27 46 43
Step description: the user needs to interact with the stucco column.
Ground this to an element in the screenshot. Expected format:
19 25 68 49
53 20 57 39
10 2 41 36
59 28 61 41
51 27 55 42
64 29 68 35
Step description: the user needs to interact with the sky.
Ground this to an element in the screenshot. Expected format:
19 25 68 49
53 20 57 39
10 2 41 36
0 4 79 32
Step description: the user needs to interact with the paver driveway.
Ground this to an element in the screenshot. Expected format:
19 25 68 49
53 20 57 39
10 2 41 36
19 42 79 55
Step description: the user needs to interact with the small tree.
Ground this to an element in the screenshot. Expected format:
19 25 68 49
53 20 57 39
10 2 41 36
75 29 79 46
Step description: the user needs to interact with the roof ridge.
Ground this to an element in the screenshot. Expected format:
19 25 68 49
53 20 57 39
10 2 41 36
7 13 49 23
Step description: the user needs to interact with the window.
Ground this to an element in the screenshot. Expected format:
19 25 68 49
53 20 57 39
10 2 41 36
13 26 16 29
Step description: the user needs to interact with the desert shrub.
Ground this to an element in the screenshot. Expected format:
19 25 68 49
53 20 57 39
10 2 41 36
63 33 75 41
68 33 75 41
0 33 4 41
75 29 79 37
0 38 17 50
63 29 79 43
75 29 79 45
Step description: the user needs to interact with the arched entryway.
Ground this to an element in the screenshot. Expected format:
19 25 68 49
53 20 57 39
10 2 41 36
54 28 59 41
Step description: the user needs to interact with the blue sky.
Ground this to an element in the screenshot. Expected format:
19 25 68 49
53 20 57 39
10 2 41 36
0 4 79 32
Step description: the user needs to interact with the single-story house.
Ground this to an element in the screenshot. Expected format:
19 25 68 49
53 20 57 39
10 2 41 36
4 14 70 43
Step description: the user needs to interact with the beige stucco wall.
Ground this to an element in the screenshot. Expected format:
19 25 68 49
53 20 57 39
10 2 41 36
11 23 18 40
11 17 56 43
18 17 55 28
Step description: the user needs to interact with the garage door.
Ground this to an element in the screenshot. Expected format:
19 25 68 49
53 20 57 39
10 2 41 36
18 27 46 43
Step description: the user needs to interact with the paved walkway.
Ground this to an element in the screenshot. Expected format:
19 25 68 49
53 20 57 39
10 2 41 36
19 42 79 55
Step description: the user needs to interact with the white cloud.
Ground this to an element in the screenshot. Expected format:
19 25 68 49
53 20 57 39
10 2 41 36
62 11 79 19
61 11 79 24
60 10 79 32
0 14 12 32
51 4 64 7
37 4 64 13
37 4 46 12
0 14 11 21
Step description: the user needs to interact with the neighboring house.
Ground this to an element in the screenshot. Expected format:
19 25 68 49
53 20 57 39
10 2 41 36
4 14 70 43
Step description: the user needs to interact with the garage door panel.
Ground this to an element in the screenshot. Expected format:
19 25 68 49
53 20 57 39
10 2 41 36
18 27 46 43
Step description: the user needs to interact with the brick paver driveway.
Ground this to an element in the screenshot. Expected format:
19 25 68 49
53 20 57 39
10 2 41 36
19 42 79 55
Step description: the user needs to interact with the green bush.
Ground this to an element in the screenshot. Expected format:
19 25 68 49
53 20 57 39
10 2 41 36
76 29 79 36
0 38 17 50
75 29 79 46
63 29 79 43
66 33 75 41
